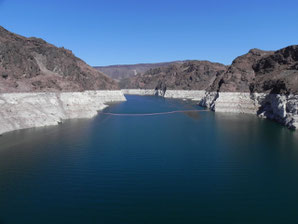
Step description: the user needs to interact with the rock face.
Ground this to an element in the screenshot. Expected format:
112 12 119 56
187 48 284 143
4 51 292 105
211 46 298 94
0 26 118 92
120 60 227 90
0 91 126 135
209 49 274 92
95 61 184 81
251 45 298 94
213 92 298 130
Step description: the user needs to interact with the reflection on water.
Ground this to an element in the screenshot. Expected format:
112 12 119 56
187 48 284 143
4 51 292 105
183 111 202 120
0 95 297 224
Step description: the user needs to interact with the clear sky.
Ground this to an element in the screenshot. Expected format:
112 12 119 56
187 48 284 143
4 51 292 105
0 0 297 66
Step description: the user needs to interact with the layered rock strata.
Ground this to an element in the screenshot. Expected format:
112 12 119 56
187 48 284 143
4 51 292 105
0 91 126 135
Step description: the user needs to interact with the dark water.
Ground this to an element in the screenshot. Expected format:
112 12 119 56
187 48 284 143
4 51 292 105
0 95 298 224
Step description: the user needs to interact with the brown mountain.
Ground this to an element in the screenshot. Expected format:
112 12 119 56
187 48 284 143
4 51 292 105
94 61 186 81
251 45 298 94
121 46 298 95
0 26 118 93
211 45 298 94
119 60 227 90
209 49 274 92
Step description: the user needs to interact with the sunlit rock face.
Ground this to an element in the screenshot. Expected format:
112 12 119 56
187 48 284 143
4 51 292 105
0 91 126 135
0 26 118 93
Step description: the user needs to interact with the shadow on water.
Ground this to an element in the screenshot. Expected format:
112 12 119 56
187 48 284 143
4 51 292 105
183 111 201 120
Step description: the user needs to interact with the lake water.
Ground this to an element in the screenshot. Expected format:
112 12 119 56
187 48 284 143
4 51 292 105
0 95 298 224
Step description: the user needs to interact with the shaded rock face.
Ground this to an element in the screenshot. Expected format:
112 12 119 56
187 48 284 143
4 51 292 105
0 26 118 93
209 49 274 92
119 60 227 91
213 46 298 94
251 45 298 94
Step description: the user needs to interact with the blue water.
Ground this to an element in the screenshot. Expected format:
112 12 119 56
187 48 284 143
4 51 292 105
0 95 298 224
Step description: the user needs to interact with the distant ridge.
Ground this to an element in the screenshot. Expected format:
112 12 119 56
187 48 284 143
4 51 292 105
119 60 227 90
94 61 187 81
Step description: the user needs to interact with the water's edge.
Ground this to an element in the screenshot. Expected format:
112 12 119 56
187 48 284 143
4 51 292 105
0 90 126 135
1 88 297 135
121 89 298 130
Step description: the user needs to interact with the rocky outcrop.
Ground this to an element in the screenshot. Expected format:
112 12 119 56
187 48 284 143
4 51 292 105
212 92 298 129
209 49 274 92
211 45 298 94
257 94 298 129
0 26 118 92
251 45 298 94
0 91 126 135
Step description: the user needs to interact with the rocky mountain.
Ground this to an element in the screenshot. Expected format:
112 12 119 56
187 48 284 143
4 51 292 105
94 61 186 81
251 45 298 94
121 46 298 95
209 49 274 92
211 46 298 94
0 26 118 93
119 60 227 91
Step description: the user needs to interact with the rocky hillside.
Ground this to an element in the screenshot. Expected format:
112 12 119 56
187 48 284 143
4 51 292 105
95 61 186 81
209 49 274 92
0 26 118 93
211 46 298 94
119 60 227 91
251 45 298 94
121 45 298 95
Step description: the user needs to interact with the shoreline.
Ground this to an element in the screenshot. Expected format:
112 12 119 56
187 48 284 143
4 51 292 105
0 90 126 135
1 89 297 135
121 89 298 130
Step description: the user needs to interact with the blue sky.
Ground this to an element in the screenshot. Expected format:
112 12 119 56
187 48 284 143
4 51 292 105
0 0 297 66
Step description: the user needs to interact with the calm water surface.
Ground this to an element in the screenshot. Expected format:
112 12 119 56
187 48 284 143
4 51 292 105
0 95 298 224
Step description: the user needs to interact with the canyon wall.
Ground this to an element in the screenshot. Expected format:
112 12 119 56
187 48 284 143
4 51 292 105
0 91 126 135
